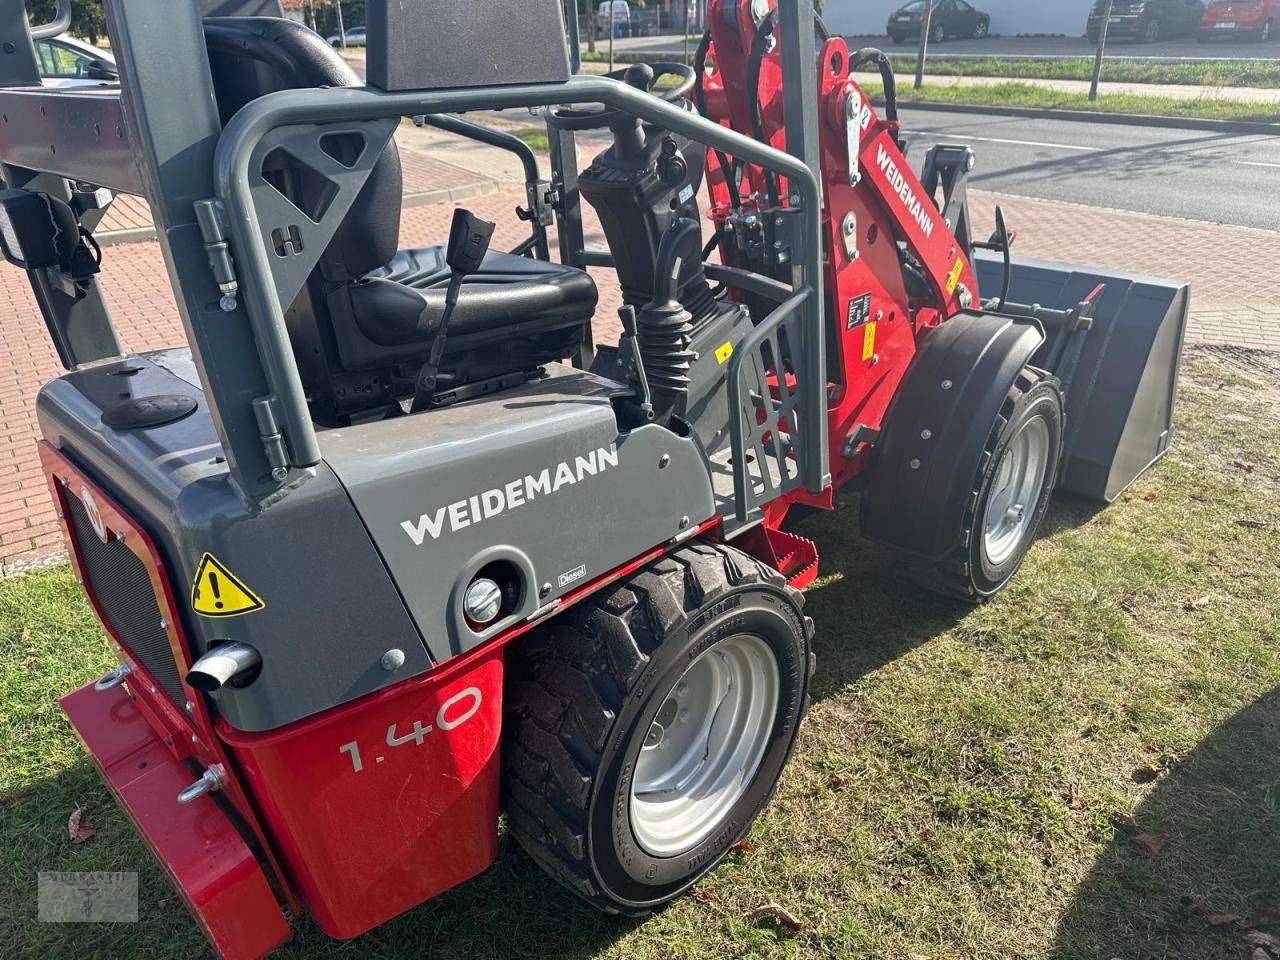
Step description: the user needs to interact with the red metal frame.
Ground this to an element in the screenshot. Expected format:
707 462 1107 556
60 676 290 960
702 0 976 508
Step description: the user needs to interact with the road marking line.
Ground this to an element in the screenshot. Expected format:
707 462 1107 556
1236 160 1280 169
918 133 1098 152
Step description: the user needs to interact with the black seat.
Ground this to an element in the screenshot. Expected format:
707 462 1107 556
202 17 597 422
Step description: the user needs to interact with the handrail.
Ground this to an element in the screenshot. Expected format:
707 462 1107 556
417 114 549 259
214 74 826 499
29 0 71 40
725 286 816 522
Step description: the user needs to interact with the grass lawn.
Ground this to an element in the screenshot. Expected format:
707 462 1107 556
2 348 1279 959
884 56 1280 90
860 80 1280 124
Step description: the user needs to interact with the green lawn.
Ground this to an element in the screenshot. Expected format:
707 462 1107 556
861 80 1280 124
2 349 1279 958
884 56 1280 90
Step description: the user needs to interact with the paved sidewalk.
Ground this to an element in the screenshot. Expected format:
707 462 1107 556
1 173 1277 572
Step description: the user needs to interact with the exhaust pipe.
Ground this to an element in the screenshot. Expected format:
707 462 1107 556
186 642 261 692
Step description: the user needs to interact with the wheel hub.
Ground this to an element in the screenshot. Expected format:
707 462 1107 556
630 634 779 857
983 417 1051 567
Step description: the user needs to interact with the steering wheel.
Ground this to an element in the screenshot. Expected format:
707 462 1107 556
546 62 697 131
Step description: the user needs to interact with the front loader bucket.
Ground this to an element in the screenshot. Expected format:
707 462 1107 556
974 252 1190 503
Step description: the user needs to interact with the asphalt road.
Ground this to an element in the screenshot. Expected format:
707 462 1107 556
597 33 1280 61
894 106 1280 230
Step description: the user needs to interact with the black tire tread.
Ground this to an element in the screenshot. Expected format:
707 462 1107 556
904 367 1058 602
501 541 812 914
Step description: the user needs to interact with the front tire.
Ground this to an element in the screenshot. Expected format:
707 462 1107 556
1143 17 1162 42
932 22 946 43
907 369 1064 601
503 542 813 914
973 19 989 39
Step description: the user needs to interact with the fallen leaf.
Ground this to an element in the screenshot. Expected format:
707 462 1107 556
67 805 95 844
1120 599 1139 616
20 656 37 667
1133 832 1169 856
21 627 30 642
1245 909 1280 928
748 903 803 933
1206 913 1241 926
1184 595 1213 611
1246 931 1280 950
1133 761 1163 784
827 772 851 791
1067 784 1085 810
689 886 716 905
1233 460 1257 474
1236 519 1271 530
731 838 756 855
1251 947 1269 960
1111 812 1139 831
1142 491 1159 502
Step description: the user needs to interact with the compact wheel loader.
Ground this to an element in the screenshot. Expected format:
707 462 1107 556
1 0 1187 955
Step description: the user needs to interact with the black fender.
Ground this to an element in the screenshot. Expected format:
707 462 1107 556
860 312 1046 561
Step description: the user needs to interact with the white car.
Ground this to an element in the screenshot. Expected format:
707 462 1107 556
596 0 632 36
34 35 117 88
326 26 367 47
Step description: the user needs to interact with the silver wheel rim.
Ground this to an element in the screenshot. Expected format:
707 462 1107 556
975 22 987 37
629 633 779 857
983 416 1051 567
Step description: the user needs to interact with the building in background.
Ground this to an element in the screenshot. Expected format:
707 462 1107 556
821 0 1095 38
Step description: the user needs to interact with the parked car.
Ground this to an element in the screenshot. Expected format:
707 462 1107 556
1198 0 1278 40
596 0 632 37
1087 0 1206 43
326 26 366 47
886 0 991 45
33 35 117 88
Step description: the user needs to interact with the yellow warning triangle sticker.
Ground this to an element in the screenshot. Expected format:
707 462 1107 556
191 553 265 618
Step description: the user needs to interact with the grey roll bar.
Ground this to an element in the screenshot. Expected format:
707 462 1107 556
213 74 828 496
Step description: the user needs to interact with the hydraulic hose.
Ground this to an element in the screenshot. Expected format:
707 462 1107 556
694 29 742 211
849 47 899 124
746 9 781 210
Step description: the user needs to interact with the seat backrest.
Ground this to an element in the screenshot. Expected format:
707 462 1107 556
202 16 402 281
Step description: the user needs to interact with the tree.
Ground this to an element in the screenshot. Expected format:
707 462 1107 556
27 0 107 46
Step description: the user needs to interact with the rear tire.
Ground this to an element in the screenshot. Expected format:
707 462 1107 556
1261 19 1274 41
906 369 1064 602
932 22 946 43
972 19 989 39
1143 17 1161 42
502 542 813 915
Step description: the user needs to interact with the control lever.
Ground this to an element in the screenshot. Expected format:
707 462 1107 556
412 208 496 412
974 204 1014 313
617 305 654 422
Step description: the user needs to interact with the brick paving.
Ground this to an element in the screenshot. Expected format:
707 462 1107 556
97 136 504 242
0 181 1276 572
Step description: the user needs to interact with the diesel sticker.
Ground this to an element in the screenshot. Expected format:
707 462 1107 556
558 564 587 589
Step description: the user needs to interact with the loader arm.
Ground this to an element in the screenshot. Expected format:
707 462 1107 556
699 0 978 494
